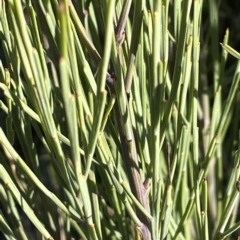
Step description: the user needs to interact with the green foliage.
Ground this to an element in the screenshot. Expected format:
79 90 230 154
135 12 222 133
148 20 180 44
0 0 239 239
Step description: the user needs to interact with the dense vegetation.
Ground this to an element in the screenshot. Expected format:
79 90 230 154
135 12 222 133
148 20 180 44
0 0 239 239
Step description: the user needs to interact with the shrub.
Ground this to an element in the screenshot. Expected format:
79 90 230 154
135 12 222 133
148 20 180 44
0 1 239 239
